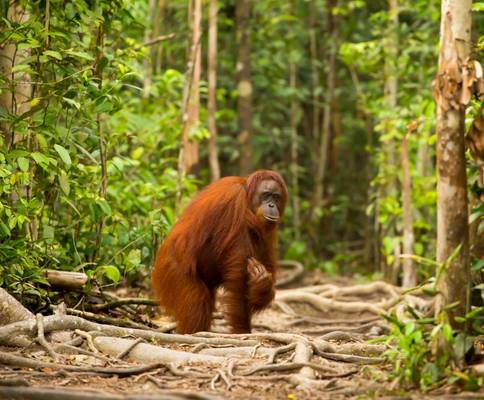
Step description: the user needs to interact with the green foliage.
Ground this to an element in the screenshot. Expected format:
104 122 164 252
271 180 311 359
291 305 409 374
382 310 482 391
0 0 196 303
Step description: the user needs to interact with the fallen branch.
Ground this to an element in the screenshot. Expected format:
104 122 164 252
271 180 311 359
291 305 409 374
44 270 88 291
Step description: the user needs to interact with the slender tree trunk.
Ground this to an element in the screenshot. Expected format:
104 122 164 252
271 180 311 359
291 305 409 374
93 24 107 263
176 0 202 211
381 0 399 282
152 0 165 74
401 131 416 287
289 61 301 240
207 0 221 182
236 0 252 176
143 0 156 98
0 1 30 146
181 0 202 173
308 0 320 147
433 0 471 325
308 0 338 222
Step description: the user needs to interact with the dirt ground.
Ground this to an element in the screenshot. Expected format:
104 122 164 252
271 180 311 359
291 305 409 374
0 270 482 400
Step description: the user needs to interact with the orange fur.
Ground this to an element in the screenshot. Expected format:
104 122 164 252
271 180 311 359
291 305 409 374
151 170 287 334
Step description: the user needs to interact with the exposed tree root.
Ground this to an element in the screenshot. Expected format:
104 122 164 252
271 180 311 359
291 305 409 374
0 276 439 398
276 260 305 288
0 288 34 325
0 386 223 400
275 280 432 317
0 351 165 376
94 336 225 365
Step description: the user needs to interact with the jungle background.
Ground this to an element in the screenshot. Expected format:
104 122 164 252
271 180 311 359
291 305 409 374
0 0 483 398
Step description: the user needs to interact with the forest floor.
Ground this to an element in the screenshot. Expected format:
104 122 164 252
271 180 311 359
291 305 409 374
0 267 483 400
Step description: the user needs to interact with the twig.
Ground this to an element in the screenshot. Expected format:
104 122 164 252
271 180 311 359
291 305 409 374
142 33 176 47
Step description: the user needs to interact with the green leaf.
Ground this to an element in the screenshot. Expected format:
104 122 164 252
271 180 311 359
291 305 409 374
96 265 120 284
127 249 141 266
43 50 62 60
404 322 416 336
31 152 49 165
11 64 32 73
63 97 80 110
43 225 55 240
54 144 72 166
96 198 112 216
17 157 29 172
58 172 70 195
472 3 484 12
442 324 454 342
94 100 113 114
471 259 484 271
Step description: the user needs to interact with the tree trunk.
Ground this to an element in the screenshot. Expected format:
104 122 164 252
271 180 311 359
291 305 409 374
433 0 471 325
0 288 34 326
181 0 202 173
207 0 221 182
142 0 156 98
236 0 252 176
401 131 416 287
381 0 399 282
289 60 301 240
308 0 320 149
0 1 31 146
308 0 338 222
152 0 165 74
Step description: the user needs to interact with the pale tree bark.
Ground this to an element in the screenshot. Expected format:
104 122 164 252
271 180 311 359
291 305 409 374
176 0 202 210
380 0 399 283
207 0 221 182
0 1 34 240
308 0 338 222
181 0 202 173
290 59 301 240
433 0 471 325
0 288 34 326
0 1 31 146
400 130 416 288
236 0 252 176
